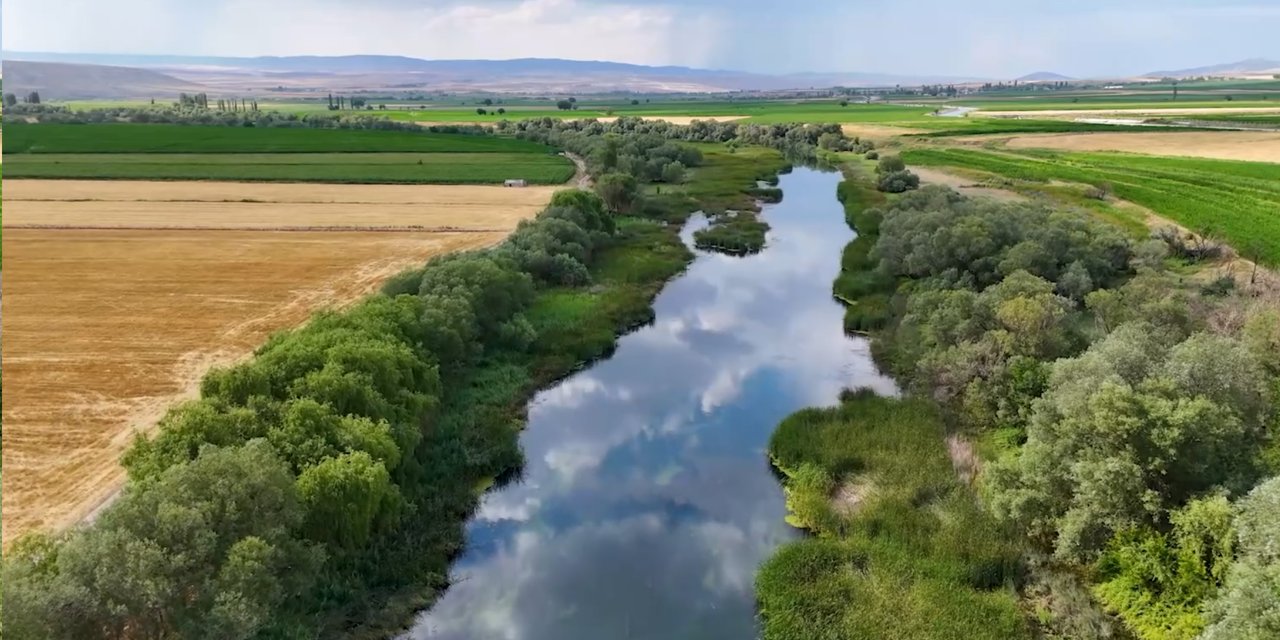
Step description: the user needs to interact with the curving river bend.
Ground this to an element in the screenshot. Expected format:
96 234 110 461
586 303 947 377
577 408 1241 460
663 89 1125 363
406 167 896 639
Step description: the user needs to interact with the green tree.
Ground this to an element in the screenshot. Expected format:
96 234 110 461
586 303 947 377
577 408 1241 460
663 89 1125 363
877 155 906 174
661 160 686 184
1202 478 1280 640
594 172 639 213
296 452 399 550
987 328 1264 562
2 441 318 640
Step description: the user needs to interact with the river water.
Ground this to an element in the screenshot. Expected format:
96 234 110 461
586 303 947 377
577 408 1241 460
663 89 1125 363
406 167 896 639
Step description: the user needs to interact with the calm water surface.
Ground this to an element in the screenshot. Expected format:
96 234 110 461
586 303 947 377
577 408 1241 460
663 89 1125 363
407 167 895 639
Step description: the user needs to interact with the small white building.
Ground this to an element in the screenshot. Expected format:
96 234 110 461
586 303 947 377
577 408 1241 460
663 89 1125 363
504 179 528 188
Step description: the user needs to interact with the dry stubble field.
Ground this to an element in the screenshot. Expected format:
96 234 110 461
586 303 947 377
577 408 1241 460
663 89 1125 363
1001 131 1280 163
1 180 553 547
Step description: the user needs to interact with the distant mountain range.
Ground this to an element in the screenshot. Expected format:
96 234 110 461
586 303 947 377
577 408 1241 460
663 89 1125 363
1144 58 1280 78
2 51 985 98
3 51 1275 99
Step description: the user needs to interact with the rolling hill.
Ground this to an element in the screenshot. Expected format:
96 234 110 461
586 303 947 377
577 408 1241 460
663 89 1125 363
1016 71 1074 82
4 61 210 99
1145 58 1280 78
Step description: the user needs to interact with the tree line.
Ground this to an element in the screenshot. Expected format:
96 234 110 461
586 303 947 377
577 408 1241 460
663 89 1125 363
3 91 41 106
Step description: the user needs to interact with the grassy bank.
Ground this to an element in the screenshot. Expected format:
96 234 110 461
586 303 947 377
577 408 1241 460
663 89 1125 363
831 175 894 332
758 391 1029 640
684 146 790 254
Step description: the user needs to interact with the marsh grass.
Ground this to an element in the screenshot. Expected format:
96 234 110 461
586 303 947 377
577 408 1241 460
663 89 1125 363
758 392 1030 640
678 145 790 254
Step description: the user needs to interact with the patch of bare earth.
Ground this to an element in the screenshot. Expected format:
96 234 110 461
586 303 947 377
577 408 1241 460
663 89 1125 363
841 123 929 139
913 166 1028 202
831 476 875 517
1001 131 1280 163
947 435 980 486
1 181 551 548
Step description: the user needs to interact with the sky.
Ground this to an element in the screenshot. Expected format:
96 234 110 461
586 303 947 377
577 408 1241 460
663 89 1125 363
2 0 1278 78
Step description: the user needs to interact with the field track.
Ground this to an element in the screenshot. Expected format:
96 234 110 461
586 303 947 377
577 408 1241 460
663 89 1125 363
999 131 1280 163
1 181 551 547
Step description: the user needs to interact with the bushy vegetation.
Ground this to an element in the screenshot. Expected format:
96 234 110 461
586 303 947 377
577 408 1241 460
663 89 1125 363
508 115 865 167
511 118 814 255
1201 477 1280 640
832 176 891 332
873 154 920 194
757 391 1030 640
0 188 695 638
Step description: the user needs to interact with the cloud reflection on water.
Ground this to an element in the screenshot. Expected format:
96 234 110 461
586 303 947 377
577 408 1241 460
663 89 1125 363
407 168 896 639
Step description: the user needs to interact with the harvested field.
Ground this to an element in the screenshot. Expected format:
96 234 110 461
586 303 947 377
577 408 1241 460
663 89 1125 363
1 183 549 547
840 123 929 138
5 180 558 230
912 166 1027 202
1001 131 1280 163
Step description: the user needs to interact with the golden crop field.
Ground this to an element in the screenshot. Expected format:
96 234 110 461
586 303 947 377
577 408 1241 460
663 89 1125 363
1 180 551 547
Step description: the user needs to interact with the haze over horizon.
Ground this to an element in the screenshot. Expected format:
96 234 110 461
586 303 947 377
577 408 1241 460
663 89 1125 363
3 0 1278 79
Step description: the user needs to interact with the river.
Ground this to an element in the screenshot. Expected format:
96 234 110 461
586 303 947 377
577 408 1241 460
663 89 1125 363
405 167 896 639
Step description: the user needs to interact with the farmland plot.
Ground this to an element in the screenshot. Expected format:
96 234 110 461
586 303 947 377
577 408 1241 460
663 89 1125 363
0 181 551 547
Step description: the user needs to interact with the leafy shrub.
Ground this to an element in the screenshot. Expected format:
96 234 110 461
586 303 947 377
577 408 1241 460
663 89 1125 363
877 169 920 193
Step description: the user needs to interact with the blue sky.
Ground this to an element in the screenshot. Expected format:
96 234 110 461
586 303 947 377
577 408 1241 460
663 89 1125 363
3 0 1278 78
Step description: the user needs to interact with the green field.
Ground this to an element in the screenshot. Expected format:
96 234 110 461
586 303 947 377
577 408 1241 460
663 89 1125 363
901 147 1280 264
4 152 575 184
4 123 554 154
4 123 574 184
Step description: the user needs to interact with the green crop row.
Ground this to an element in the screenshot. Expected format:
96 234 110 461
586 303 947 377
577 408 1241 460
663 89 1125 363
4 151 575 184
4 123 554 154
